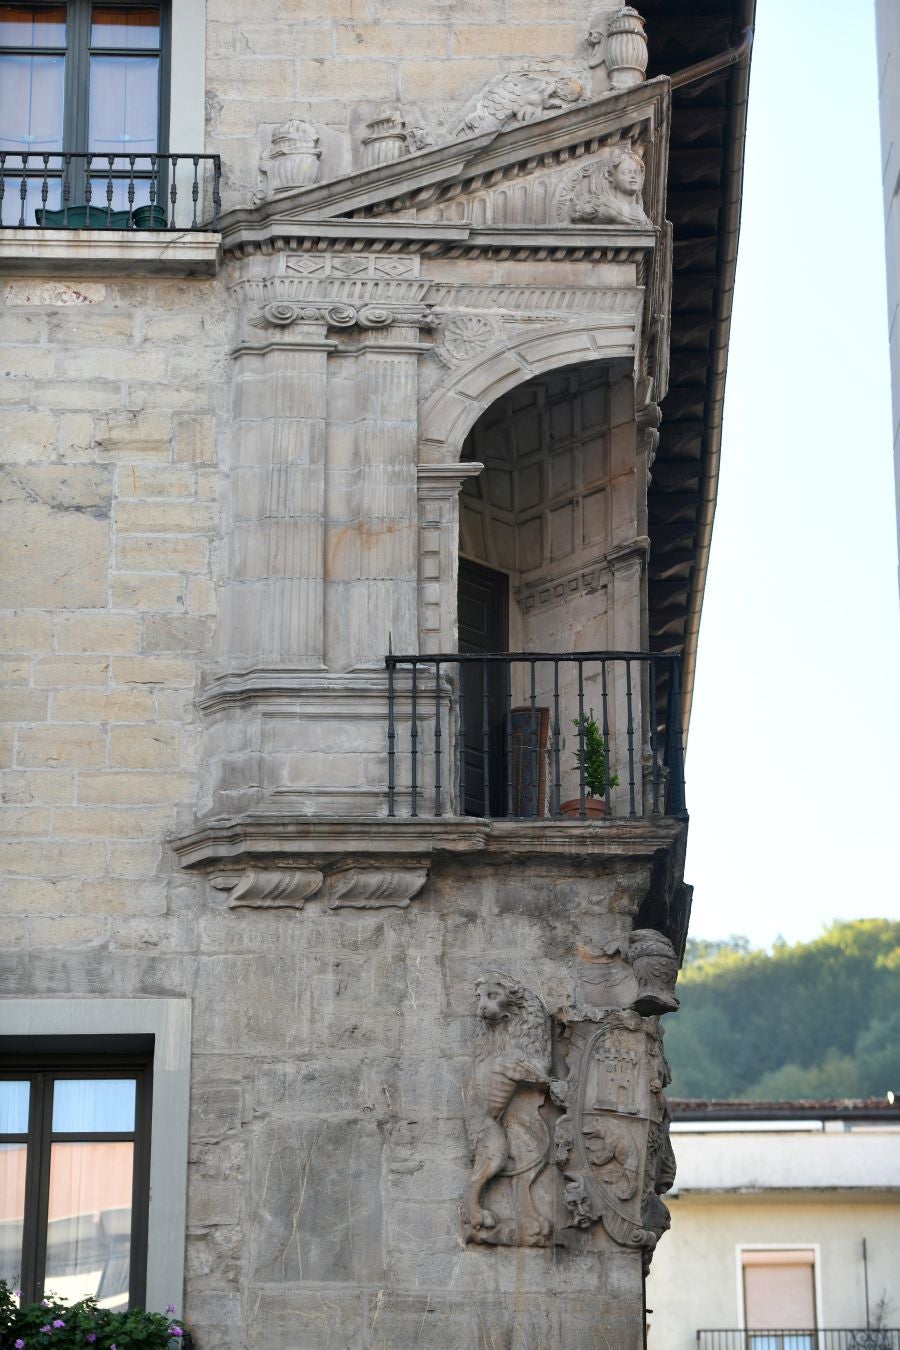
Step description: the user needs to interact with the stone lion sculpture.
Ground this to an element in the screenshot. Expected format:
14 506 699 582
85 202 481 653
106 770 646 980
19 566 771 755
463 972 552 1236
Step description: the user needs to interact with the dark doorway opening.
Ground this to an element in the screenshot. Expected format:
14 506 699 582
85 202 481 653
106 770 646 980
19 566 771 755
457 558 508 817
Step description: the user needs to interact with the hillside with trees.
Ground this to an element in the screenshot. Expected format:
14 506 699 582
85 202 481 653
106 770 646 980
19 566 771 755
665 920 900 1100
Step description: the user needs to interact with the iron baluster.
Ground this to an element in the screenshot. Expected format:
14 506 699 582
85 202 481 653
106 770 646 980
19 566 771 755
127 156 136 227
85 156 93 210
18 153 27 227
212 156 222 226
529 660 537 820
666 656 687 817
600 659 611 817
62 154 70 226
577 658 586 818
410 661 418 818
551 660 561 816
105 155 115 225
457 661 467 816
434 660 442 817
504 660 513 817
0 154 6 226
387 659 395 818
650 657 660 815
481 660 491 817
169 155 179 228
191 155 200 229
625 657 636 817
149 154 158 212
39 155 49 225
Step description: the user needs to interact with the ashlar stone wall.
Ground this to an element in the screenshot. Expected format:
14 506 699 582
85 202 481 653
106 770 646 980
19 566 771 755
206 0 622 208
0 275 228 950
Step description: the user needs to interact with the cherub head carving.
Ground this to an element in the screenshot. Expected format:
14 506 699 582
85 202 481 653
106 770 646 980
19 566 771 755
605 148 645 202
568 146 651 227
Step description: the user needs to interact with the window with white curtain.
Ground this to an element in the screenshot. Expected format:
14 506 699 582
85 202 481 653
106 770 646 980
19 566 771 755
0 2 169 224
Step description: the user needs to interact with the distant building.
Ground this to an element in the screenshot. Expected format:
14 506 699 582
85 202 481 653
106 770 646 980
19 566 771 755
646 1099 900 1350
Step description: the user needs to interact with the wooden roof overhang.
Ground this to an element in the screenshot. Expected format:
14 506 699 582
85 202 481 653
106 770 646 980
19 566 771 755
642 0 756 730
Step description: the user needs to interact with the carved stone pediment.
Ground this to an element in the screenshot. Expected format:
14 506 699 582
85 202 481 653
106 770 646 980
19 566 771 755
217 79 669 256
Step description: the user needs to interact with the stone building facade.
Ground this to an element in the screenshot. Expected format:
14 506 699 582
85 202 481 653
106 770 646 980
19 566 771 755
0 3 753 1347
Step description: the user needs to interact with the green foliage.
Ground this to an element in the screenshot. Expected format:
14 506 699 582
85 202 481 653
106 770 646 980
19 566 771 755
666 920 900 1100
571 712 619 797
0 1283 186 1350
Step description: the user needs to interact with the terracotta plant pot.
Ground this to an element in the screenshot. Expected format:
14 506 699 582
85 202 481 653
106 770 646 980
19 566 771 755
560 798 607 819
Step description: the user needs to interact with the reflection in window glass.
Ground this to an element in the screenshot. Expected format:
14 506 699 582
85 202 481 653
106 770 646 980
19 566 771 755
0 4 66 46
0 1143 27 1290
0 175 61 227
89 54 158 154
91 5 159 48
0 1081 29 1134
87 176 155 212
0 53 65 152
52 1080 136 1134
45 1141 133 1311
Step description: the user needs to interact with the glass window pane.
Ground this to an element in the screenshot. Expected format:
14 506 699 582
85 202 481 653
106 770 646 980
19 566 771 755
0 53 65 152
52 1079 136 1134
0 5 66 46
88 54 158 154
44 1140 133 1311
0 1143 27 1291
0 1081 29 1134
91 6 159 48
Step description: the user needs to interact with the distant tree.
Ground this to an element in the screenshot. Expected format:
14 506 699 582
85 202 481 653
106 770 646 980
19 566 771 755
666 920 900 1100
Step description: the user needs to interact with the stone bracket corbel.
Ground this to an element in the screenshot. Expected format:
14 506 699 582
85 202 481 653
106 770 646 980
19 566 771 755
207 856 431 912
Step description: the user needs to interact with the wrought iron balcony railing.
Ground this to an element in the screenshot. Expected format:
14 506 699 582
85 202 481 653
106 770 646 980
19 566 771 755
697 1332 900 1350
385 650 686 821
0 152 221 230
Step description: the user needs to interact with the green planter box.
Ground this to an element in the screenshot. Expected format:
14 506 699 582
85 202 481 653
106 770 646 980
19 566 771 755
36 204 168 229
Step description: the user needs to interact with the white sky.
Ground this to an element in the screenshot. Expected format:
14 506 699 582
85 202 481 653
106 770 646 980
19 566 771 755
683 0 900 947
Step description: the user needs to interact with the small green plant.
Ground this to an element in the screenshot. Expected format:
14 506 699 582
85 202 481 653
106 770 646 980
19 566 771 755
572 711 619 797
0 1281 187 1350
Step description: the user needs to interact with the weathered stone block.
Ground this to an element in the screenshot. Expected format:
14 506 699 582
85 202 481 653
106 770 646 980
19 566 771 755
250 1117 385 1284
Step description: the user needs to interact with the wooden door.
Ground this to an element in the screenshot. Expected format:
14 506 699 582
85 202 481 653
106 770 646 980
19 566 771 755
457 558 508 816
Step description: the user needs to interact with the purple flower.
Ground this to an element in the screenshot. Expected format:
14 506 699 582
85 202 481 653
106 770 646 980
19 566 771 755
14 1339 25 1349
41 1300 50 1308
40 1327 51 1335
167 1329 183 1339
110 1343 117 1349
13 1288 22 1298
52 1321 65 1330
165 1304 176 1315
86 1337 97 1345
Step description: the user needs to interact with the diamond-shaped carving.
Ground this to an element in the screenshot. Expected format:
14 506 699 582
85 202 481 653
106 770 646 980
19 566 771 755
330 256 371 276
284 256 329 275
373 257 419 278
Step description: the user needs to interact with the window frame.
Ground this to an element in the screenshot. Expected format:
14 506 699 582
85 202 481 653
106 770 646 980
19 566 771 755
0 0 171 212
736 1245 824 1337
1 1044 153 1308
0 1001 190 1317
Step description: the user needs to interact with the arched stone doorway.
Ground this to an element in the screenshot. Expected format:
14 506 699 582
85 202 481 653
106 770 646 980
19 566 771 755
446 359 654 817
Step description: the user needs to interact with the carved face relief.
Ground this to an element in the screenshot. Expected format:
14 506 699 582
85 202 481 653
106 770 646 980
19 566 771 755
610 153 644 197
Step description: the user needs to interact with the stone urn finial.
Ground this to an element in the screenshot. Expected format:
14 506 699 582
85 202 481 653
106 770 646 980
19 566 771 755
258 118 322 199
361 106 409 168
607 7 648 92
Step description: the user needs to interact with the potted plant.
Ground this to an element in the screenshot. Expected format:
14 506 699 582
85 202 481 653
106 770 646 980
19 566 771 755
561 711 618 818
0 1282 190 1349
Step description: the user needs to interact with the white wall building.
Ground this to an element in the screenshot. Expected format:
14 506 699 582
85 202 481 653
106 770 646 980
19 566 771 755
646 1101 900 1350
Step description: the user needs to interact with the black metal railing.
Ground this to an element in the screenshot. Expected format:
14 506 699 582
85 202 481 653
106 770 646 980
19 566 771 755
698 1333 900 1350
385 650 686 821
0 152 221 230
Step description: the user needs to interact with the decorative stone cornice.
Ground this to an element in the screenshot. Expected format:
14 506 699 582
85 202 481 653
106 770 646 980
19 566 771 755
516 537 651 614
